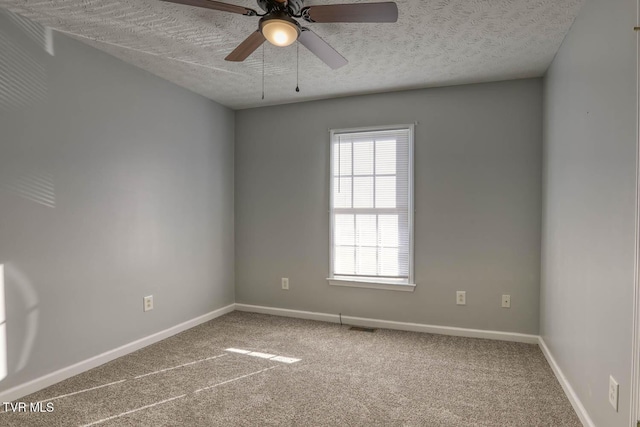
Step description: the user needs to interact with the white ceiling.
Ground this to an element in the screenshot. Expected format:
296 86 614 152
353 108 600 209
0 0 584 109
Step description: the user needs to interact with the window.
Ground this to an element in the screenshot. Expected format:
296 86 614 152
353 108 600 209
328 125 415 292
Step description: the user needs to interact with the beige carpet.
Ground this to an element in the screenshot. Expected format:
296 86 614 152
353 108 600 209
1 312 581 426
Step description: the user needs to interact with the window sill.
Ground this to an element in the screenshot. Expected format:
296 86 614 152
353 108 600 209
326 278 416 292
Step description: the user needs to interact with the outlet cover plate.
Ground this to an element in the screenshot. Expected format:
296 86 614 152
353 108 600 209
609 375 618 411
502 294 511 308
281 278 289 290
143 295 153 312
456 291 466 305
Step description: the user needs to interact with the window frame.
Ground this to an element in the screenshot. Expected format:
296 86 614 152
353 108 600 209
327 124 415 292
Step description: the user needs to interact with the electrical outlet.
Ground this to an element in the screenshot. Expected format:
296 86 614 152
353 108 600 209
456 291 466 305
143 295 153 312
609 376 618 411
502 295 511 308
281 278 289 290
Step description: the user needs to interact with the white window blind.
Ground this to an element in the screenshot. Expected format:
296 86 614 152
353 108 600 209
330 125 413 285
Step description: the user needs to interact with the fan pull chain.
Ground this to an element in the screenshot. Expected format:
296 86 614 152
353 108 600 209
262 44 265 100
295 41 300 93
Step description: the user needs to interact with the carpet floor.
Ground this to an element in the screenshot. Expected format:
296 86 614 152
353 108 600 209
1 311 581 426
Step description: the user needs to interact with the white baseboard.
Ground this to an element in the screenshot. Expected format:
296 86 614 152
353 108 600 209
538 337 595 427
0 303 235 403
234 304 339 324
234 303 539 344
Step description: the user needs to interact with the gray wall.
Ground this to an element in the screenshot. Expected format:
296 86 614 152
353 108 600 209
236 79 542 334
0 12 235 393
541 0 637 425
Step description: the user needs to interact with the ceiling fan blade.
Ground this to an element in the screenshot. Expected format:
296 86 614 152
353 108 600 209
301 2 398 23
298 28 348 69
225 31 266 62
160 0 257 16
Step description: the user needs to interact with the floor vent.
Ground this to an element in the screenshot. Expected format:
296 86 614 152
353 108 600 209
349 326 376 333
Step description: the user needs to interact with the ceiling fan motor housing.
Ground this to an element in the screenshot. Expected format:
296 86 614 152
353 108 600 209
259 12 300 28
257 0 304 16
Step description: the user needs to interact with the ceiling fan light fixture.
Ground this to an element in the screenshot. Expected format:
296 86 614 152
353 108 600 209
261 18 300 47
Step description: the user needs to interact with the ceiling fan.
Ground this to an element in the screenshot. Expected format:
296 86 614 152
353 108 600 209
160 0 398 69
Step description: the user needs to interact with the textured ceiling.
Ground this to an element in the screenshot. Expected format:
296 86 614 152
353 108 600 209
0 0 584 109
